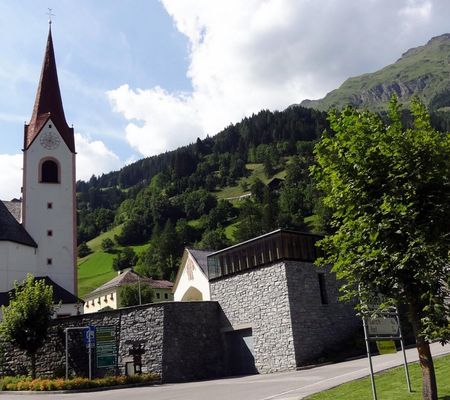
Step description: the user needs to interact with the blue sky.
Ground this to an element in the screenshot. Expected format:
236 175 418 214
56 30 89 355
1 0 449 199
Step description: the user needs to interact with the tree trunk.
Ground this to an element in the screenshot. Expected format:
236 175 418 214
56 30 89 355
408 301 438 400
30 353 36 379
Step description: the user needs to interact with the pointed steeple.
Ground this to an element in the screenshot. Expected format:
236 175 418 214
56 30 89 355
24 26 75 152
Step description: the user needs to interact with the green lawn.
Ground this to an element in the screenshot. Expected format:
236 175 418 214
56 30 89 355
77 225 149 298
215 162 288 200
305 354 450 399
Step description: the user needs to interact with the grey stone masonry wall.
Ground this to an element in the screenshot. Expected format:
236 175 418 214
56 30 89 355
210 262 297 374
1 301 223 383
162 301 224 382
285 261 360 366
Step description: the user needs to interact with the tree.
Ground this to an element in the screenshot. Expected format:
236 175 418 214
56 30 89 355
77 242 91 258
312 97 450 400
198 227 230 250
112 247 137 271
0 275 56 378
101 238 115 253
120 283 154 307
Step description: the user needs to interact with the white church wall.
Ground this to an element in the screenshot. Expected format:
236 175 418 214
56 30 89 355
0 242 37 292
22 119 76 295
174 254 210 301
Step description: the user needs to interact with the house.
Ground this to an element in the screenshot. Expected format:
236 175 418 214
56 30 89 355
83 269 173 314
173 229 359 375
173 248 213 301
0 25 81 317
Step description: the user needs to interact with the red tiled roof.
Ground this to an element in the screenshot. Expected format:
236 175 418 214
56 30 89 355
24 27 74 153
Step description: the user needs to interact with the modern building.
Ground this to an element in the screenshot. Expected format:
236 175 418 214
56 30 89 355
83 269 173 314
173 229 360 375
0 25 81 317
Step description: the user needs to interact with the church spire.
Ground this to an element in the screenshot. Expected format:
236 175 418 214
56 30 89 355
24 26 75 152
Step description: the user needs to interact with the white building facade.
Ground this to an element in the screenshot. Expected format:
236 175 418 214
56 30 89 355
0 26 80 316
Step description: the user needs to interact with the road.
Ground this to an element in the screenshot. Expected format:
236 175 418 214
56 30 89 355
3 342 449 400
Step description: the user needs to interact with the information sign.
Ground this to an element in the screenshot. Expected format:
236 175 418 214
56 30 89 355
96 326 116 368
376 340 397 355
367 316 399 336
82 326 96 346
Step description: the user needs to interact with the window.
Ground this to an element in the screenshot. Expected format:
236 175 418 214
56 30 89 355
318 273 328 304
47 258 53 265
47 230 53 236
48 124 52 128
41 160 59 183
47 202 53 209
156 293 160 299
164 293 168 299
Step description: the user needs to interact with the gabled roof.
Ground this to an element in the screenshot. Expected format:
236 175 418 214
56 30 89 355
0 276 82 307
24 27 74 153
0 201 36 247
188 248 213 277
172 248 214 292
2 199 22 222
86 269 173 298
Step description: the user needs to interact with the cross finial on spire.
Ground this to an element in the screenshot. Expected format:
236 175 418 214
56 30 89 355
46 8 55 25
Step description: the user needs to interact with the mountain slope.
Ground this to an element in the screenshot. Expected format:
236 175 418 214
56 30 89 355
301 33 450 112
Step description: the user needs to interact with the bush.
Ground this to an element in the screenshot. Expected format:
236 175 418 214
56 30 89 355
0 372 159 391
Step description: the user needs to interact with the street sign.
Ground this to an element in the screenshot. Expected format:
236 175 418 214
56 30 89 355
96 326 116 368
83 326 96 346
376 340 397 355
367 316 399 336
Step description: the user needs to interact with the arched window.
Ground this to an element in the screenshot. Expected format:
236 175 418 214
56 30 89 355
41 160 59 183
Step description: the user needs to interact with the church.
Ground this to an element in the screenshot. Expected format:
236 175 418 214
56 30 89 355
0 26 81 317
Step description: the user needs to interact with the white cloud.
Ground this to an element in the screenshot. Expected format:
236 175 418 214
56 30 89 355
108 0 450 157
0 154 22 200
75 133 122 181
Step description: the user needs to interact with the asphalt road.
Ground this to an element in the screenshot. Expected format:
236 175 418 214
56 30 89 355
4 342 449 400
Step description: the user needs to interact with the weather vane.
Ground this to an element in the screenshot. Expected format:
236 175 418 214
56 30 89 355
47 8 55 25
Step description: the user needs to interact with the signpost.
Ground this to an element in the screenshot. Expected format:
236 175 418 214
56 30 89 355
65 325 95 380
362 302 411 400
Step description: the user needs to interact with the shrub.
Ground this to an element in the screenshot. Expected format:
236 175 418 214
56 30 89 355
0 372 159 391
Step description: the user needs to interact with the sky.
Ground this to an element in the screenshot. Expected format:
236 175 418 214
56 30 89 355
0 0 449 199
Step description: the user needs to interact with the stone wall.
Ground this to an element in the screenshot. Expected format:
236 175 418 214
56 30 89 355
210 262 297 373
1 301 223 383
284 261 360 366
210 261 359 374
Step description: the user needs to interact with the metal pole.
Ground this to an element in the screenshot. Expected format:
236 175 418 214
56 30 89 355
138 276 142 305
396 313 412 392
88 325 92 380
363 317 378 400
65 328 69 380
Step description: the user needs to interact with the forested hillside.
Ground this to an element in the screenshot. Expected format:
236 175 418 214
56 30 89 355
76 106 329 282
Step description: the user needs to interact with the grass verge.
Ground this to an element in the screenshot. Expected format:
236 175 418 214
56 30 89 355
305 354 450 399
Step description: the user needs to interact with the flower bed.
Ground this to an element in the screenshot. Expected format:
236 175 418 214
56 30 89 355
0 373 159 391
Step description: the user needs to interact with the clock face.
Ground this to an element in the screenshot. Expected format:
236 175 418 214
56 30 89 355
40 132 60 150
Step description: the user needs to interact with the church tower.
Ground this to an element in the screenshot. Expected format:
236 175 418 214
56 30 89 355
22 26 77 295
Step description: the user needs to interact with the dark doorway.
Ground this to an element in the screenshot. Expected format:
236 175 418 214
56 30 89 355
226 328 257 375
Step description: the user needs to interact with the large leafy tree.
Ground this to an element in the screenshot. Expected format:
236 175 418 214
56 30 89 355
120 283 154 307
313 97 450 400
0 275 56 378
